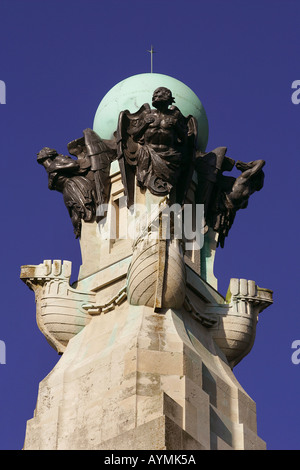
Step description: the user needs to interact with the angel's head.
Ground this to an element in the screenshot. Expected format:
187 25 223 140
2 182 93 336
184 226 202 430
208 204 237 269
37 147 58 162
152 87 175 109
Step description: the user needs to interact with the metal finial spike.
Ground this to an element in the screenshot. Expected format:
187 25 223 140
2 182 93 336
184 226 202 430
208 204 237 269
147 45 156 73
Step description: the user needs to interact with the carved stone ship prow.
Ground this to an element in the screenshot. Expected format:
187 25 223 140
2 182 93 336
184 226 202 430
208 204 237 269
127 235 186 310
207 278 272 367
20 260 96 354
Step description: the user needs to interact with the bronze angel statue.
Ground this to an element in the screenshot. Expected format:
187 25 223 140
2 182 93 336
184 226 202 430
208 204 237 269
211 159 265 247
195 150 265 247
37 129 116 237
116 86 198 207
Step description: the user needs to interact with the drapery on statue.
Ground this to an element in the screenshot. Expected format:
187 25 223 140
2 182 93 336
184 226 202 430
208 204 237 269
37 86 266 247
116 86 198 206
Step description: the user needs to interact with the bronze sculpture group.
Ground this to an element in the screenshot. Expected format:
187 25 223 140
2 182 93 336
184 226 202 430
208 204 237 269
37 87 265 245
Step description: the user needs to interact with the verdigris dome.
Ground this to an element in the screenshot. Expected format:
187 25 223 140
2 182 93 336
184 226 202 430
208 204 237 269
93 73 209 152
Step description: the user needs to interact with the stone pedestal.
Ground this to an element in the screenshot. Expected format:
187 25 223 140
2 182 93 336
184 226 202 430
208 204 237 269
22 303 265 450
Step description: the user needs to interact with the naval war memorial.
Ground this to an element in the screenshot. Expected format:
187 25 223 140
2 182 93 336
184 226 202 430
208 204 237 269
20 73 273 450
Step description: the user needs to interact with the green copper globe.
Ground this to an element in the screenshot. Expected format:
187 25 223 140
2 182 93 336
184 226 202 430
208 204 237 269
93 73 209 152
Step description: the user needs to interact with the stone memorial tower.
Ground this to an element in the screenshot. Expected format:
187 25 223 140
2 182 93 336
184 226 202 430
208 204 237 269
20 73 272 450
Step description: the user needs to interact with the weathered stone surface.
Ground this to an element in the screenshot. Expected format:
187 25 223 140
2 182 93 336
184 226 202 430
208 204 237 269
22 303 266 450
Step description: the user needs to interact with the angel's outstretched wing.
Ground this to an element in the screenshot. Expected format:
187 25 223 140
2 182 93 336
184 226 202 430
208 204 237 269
67 137 92 172
175 113 198 205
116 104 151 208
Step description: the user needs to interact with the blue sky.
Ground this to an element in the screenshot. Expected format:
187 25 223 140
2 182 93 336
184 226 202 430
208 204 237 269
0 0 299 450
